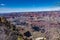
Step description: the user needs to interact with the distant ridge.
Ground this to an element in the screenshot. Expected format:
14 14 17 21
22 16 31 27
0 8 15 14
0 10 60 14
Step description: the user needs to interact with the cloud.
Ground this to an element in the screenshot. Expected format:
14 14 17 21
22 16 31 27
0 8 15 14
0 3 5 6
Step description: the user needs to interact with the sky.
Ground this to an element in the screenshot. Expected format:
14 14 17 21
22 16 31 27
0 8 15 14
0 0 60 13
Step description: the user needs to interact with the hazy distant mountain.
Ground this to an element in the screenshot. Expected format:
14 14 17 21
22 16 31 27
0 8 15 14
0 11 60 17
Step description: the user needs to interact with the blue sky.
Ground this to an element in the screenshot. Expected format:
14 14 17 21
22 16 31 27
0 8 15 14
0 0 60 13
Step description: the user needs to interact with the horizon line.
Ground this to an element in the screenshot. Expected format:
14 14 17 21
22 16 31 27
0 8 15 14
0 7 60 13
0 10 60 14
